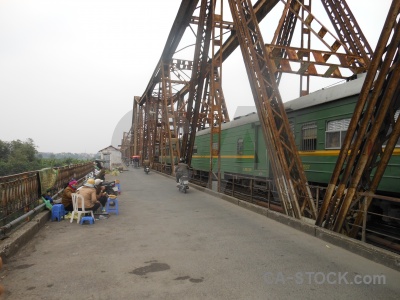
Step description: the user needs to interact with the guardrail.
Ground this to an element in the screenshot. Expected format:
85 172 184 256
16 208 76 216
0 162 94 236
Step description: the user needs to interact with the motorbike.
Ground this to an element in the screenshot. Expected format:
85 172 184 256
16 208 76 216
177 175 189 193
144 166 150 174
101 181 119 196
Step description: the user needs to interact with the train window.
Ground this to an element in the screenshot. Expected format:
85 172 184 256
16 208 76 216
301 122 317 151
289 121 295 138
193 145 198 154
383 109 400 147
325 119 350 149
212 142 219 155
237 138 244 155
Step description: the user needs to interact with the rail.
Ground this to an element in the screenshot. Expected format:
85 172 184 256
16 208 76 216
355 192 400 252
0 162 94 237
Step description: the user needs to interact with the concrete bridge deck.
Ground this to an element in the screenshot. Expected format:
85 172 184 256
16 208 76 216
0 167 399 299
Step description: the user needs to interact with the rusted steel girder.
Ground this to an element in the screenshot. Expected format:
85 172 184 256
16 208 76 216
228 0 316 219
141 96 158 161
180 0 214 165
321 0 373 66
120 132 131 159
316 1 400 235
140 99 149 160
266 45 367 78
276 0 370 95
172 0 280 120
137 1 280 167
271 0 301 86
136 102 144 158
131 97 140 157
139 0 199 106
160 61 180 165
208 1 225 191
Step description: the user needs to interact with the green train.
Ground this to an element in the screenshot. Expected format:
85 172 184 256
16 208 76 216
190 73 400 196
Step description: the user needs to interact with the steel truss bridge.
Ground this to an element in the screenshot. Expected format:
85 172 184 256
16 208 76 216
118 0 400 238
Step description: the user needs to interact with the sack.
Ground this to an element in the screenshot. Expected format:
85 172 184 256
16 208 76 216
65 212 78 220
42 197 53 210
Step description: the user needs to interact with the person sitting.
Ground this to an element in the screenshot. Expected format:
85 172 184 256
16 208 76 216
96 168 106 181
94 178 108 211
133 156 140 168
61 180 78 211
76 178 101 212
175 158 189 186
43 189 54 204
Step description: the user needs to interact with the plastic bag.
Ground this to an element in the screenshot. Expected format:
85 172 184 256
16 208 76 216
41 197 53 210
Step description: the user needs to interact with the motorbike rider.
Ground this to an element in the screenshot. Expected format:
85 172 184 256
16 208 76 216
143 158 150 172
175 158 189 187
132 156 140 168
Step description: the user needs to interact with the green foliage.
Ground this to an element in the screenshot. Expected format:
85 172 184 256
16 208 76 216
0 138 96 177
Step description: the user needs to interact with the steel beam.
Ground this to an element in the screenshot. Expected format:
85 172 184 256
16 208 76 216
316 1 400 234
228 0 316 219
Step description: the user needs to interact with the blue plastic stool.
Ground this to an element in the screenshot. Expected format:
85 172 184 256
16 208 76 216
106 197 119 215
51 204 66 222
80 216 95 225
115 183 121 194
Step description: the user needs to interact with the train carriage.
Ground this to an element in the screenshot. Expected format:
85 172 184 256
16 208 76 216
191 73 400 196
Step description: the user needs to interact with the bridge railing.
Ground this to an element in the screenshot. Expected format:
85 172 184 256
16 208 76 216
0 162 94 236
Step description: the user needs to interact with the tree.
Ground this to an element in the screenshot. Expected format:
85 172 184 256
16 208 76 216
0 140 10 161
0 138 95 176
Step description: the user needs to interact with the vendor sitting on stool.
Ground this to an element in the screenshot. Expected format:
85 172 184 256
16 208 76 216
94 179 108 211
77 178 101 213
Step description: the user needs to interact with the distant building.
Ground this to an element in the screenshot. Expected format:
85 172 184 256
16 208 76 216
98 146 123 170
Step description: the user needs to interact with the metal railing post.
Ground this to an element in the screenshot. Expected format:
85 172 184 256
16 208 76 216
362 199 368 243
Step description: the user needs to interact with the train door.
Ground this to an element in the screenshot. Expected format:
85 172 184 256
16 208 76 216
254 125 270 175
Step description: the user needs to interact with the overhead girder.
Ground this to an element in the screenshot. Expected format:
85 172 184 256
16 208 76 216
139 0 199 105
270 0 369 96
271 0 301 85
316 1 400 235
266 45 368 78
320 0 373 65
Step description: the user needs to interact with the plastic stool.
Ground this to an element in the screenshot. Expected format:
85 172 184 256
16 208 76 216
51 204 66 221
105 197 119 215
80 216 95 225
115 183 121 194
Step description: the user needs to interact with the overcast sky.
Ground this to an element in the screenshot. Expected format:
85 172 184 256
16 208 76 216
0 0 392 154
